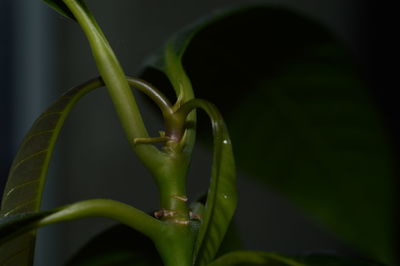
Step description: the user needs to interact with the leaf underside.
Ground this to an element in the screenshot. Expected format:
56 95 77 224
0 77 102 266
195 103 237 266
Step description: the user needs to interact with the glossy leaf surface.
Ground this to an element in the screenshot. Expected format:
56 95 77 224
0 77 103 265
140 6 396 264
66 224 162 266
207 251 384 266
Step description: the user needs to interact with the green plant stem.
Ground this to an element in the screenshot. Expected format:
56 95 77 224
44 199 194 266
175 99 222 128
62 0 163 172
38 199 163 241
164 43 194 106
126 77 186 144
164 44 196 155
126 77 173 118
155 222 194 266
62 0 191 220
60 2 196 264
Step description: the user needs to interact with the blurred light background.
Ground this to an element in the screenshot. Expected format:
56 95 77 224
0 0 397 265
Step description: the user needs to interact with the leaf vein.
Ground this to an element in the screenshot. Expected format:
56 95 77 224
4 179 40 199
35 111 63 122
19 130 55 149
2 198 38 217
10 149 48 177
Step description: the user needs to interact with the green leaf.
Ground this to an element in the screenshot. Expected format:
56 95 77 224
190 200 242 259
0 75 169 265
207 250 384 266
0 77 103 265
66 224 163 266
0 199 163 266
42 0 77 21
214 219 242 258
176 100 237 266
0 210 56 266
1 77 103 216
140 5 396 264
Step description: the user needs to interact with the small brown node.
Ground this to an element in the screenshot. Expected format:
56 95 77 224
189 212 201 221
172 195 188 202
173 219 190 225
154 209 177 219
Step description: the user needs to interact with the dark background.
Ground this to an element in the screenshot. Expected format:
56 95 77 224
0 1 398 265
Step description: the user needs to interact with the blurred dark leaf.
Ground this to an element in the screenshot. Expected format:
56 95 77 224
66 224 162 266
297 253 385 266
140 5 396 264
207 250 385 266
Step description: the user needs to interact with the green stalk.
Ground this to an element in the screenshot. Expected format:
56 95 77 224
62 0 163 172
164 44 196 155
60 2 196 265
38 198 194 266
39 199 163 240
154 222 194 266
126 77 173 118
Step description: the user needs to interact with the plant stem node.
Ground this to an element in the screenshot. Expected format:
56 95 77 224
154 209 177 219
172 195 188 202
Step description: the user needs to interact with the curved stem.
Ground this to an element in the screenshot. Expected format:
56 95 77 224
175 99 237 264
38 199 194 266
176 99 224 131
164 44 196 154
71 75 173 123
126 76 173 118
38 199 163 241
164 43 194 106
62 0 163 172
